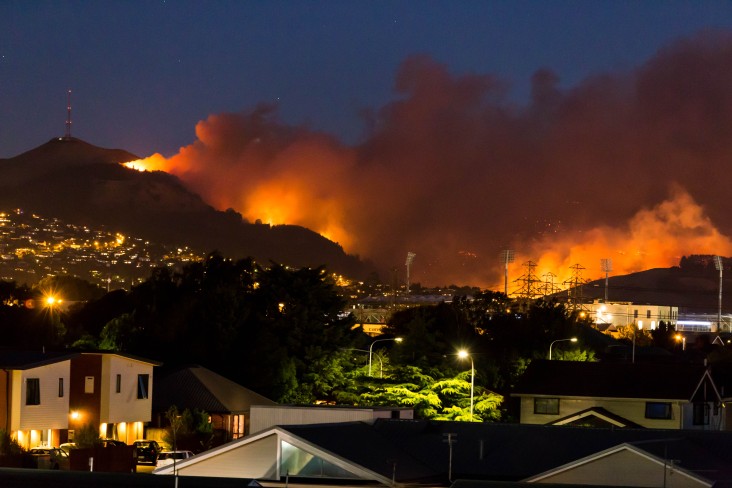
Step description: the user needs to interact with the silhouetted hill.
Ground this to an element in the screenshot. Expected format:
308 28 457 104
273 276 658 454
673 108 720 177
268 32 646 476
0 138 374 278
579 256 731 313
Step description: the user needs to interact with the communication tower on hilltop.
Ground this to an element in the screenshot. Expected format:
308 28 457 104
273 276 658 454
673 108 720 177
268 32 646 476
64 89 72 139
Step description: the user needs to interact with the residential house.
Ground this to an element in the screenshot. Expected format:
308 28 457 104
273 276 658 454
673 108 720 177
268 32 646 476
0 350 75 449
512 360 723 430
151 365 276 441
68 352 160 444
153 419 732 487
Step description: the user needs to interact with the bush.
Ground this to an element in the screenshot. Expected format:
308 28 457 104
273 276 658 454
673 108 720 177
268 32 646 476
0 429 22 456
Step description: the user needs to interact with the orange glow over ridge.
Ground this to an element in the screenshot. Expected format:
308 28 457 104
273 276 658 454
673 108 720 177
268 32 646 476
505 189 732 290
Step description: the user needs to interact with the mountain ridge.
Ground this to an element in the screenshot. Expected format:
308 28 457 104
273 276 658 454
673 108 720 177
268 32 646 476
0 138 374 279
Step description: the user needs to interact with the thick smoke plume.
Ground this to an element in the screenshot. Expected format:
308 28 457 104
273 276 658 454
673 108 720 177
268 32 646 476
135 31 732 288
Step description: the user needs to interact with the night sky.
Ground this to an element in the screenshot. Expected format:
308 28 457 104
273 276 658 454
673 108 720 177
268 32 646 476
5 1 732 287
3 1 731 158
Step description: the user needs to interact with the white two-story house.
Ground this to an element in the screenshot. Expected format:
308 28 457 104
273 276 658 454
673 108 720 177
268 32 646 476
0 351 75 449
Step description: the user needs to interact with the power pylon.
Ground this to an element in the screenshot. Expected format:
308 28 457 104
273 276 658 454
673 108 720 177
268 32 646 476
563 264 589 312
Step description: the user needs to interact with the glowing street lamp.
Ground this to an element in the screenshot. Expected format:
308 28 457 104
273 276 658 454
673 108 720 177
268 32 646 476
458 349 474 421
549 337 577 360
368 337 402 377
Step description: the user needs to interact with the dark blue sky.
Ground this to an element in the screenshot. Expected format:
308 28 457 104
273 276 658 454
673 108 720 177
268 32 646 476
3 1 732 159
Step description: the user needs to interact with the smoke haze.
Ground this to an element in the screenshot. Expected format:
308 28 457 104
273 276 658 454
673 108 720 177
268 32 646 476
135 31 732 288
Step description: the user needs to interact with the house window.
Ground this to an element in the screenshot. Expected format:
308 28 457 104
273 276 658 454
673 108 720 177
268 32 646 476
84 376 94 394
58 378 64 397
693 403 710 425
534 398 559 415
26 378 40 405
645 402 672 419
634 310 638 318
137 374 149 399
233 414 245 439
646 310 651 319
116 374 121 393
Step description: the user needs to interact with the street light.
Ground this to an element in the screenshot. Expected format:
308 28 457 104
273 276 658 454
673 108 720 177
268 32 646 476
549 337 577 360
458 350 474 422
369 337 402 377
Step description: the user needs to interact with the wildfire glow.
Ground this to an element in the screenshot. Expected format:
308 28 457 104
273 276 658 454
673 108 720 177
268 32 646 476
121 153 173 173
506 188 732 290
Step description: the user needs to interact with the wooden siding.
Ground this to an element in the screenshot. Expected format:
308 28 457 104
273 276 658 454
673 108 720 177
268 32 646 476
177 433 278 479
519 396 683 429
14 361 70 430
69 354 102 432
101 355 153 424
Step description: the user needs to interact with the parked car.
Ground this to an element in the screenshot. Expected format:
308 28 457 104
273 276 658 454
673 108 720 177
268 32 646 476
101 438 127 447
156 450 194 468
59 442 76 455
29 446 69 470
133 439 161 464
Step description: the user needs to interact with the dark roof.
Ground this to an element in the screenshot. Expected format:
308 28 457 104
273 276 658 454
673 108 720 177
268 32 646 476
512 359 710 400
0 350 78 370
282 420 732 484
153 365 276 413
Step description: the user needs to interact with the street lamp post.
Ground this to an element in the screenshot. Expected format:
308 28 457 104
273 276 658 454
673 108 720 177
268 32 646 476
368 338 402 377
549 337 578 360
458 350 474 421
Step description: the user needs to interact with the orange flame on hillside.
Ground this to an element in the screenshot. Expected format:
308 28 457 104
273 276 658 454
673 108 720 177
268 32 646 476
506 188 732 291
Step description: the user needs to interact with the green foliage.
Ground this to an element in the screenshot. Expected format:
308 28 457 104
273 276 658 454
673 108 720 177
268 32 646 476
353 365 503 422
163 406 215 452
552 348 597 361
74 423 102 448
0 429 23 456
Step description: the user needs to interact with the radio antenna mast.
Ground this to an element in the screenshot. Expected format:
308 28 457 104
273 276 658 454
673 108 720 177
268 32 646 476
65 89 72 139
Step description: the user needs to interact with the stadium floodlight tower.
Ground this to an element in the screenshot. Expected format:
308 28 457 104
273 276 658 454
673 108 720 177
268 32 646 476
499 250 515 296
405 252 416 295
715 255 723 332
600 258 613 302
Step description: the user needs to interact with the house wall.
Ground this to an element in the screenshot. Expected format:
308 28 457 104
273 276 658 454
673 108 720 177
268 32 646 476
100 354 153 424
590 301 678 330
532 449 709 487
519 396 683 429
69 354 102 433
176 432 278 479
12 361 70 431
250 405 413 434
0 369 9 431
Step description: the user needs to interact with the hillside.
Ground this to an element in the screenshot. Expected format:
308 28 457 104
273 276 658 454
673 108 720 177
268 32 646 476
0 137 374 279
580 261 729 313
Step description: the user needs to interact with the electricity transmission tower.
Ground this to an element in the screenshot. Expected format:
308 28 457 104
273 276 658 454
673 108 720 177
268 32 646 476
563 264 589 312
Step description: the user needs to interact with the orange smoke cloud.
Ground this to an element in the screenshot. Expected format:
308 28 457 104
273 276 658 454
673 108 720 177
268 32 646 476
508 188 732 291
132 31 732 288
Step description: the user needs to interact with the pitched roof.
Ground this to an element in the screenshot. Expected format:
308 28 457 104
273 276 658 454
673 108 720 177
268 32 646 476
153 365 276 413
172 419 732 485
548 407 645 428
0 350 78 369
512 359 713 400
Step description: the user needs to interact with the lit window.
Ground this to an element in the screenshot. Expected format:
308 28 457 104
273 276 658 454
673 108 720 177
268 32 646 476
26 378 40 405
534 398 559 415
